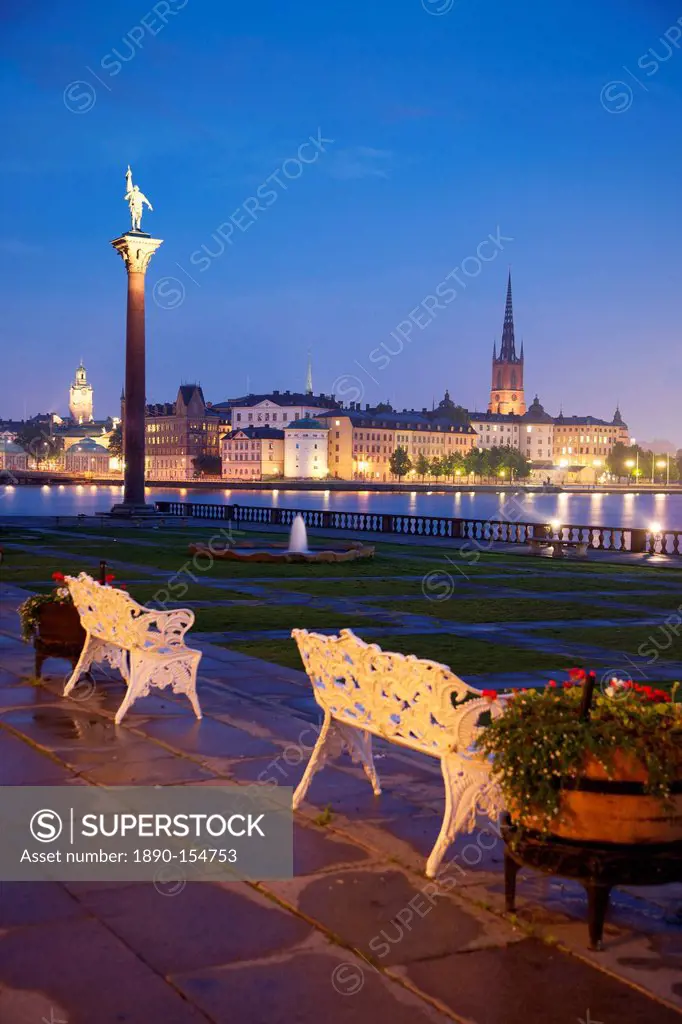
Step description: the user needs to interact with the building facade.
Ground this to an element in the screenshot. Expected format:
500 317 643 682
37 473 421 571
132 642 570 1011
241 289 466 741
0 438 28 472
221 426 284 480
553 408 629 468
488 273 526 415
144 385 225 481
318 408 476 481
64 438 111 475
284 418 329 478
69 363 94 424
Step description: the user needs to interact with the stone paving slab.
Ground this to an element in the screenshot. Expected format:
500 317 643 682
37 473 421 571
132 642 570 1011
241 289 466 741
401 938 682 1024
2 563 682 1020
0 917 207 1024
171 939 453 1024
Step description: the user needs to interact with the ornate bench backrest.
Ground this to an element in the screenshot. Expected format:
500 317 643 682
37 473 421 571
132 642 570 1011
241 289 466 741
292 628 498 759
65 573 149 648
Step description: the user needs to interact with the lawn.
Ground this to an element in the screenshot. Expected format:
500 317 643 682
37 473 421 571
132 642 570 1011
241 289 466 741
5 520 682 681
190 603 384 634
28 581 252 605
219 633 582 676
365 596 634 622
534 623 682 663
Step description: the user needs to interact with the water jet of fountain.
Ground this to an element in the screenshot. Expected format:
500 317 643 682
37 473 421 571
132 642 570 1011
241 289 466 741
288 514 309 554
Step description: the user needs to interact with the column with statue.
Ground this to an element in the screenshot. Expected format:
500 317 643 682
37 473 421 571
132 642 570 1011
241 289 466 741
110 166 163 515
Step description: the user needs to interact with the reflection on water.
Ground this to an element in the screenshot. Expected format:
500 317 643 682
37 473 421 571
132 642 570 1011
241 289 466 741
0 484 680 529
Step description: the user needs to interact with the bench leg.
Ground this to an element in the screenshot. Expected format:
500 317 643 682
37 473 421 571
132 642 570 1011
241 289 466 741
114 670 140 725
426 759 488 878
336 724 381 796
180 654 202 720
293 712 336 810
64 634 98 696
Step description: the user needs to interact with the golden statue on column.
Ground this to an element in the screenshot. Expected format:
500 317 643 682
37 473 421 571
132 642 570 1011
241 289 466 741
124 165 153 232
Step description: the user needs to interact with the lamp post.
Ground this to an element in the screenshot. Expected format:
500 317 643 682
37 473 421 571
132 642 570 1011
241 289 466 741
656 457 669 485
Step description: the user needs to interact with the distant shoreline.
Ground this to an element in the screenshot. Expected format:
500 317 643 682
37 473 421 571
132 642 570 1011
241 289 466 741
3 475 682 497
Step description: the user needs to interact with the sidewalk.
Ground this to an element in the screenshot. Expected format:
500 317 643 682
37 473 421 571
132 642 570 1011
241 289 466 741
0 583 680 1024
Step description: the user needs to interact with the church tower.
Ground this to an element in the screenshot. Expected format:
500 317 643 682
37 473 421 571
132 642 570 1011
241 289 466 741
69 362 94 423
488 273 526 415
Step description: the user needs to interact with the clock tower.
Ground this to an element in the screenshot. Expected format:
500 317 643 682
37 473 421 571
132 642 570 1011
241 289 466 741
69 362 94 424
488 272 526 415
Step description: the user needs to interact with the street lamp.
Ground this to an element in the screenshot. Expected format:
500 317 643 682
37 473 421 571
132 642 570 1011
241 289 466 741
656 457 669 485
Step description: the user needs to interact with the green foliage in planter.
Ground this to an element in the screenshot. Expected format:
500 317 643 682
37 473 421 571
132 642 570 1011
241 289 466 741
475 673 682 832
18 586 74 643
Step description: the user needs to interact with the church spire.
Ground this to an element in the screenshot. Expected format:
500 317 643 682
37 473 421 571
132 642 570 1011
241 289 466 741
305 350 313 395
499 271 517 362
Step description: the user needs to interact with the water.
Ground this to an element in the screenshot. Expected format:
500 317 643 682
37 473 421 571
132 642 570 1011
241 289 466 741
288 514 309 553
0 483 680 530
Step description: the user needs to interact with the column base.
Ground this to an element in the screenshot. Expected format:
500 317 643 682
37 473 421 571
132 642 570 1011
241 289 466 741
110 503 159 518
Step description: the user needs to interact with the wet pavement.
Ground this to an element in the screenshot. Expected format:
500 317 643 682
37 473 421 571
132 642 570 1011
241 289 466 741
0 576 681 1023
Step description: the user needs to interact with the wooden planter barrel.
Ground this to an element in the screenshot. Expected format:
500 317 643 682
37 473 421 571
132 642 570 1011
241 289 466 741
516 752 682 845
34 601 86 678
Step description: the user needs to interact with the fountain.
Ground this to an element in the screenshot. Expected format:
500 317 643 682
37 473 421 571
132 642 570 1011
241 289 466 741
188 511 374 564
288 514 309 554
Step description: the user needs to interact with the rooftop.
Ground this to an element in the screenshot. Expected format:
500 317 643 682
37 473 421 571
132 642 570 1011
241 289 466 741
213 391 339 410
223 426 285 441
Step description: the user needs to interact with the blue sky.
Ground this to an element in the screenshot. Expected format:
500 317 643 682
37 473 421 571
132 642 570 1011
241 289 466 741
1 0 680 443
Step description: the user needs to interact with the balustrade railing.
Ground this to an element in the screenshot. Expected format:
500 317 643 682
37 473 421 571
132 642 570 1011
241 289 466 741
154 501 682 556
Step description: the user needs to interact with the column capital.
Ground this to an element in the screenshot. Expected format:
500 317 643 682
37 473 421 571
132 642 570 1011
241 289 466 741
111 232 164 274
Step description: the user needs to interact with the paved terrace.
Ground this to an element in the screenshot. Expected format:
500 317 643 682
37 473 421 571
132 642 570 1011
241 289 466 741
0 573 680 1023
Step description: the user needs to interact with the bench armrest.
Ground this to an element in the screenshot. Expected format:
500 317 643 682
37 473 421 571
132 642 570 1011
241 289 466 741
134 607 195 647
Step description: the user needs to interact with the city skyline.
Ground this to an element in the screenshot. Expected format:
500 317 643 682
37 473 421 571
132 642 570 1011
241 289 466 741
1 0 681 441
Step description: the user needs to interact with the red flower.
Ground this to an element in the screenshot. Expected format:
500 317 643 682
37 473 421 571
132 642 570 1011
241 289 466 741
481 689 498 702
52 571 65 582
117 584 127 590
547 680 557 688
105 574 116 583
568 668 587 682
562 681 574 689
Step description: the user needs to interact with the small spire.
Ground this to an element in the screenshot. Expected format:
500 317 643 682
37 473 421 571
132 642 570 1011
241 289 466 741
305 350 313 395
492 340 497 360
499 271 517 362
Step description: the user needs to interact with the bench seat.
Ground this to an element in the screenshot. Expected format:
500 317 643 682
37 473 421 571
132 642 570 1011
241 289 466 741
64 573 202 724
292 628 507 878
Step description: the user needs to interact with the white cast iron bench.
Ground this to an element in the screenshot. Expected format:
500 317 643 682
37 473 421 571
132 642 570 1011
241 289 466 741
64 573 202 725
291 627 506 878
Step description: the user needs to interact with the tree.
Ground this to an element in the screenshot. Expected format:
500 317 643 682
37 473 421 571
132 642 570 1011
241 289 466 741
495 444 530 481
415 453 431 482
389 446 412 481
14 423 63 466
430 456 444 480
441 451 466 482
108 423 123 458
192 454 222 477
464 447 486 482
